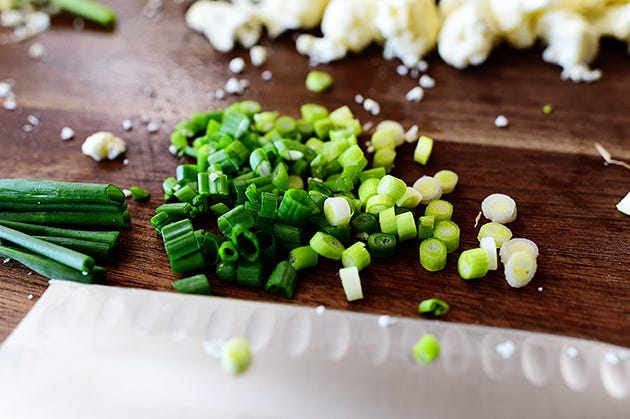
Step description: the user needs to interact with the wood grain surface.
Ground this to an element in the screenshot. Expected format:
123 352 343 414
1 1 629 347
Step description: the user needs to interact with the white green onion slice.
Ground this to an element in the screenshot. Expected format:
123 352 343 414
479 236 498 270
419 238 447 272
477 222 513 248
504 250 538 288
377 175 407 202
424 199 453 222
412 176 442 205
339 265 363 301
499 238 539 265
396 187 423 209
434 169 458 194
378 206 397 235
310 231 345 260
395 211 417 242
324 196 353 227
341 242 371 271
481 193 517 224
375 120 405 147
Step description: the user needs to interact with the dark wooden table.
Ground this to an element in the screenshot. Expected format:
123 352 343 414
1 1 629 347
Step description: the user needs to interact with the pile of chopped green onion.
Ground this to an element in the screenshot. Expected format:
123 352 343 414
0 179 130 282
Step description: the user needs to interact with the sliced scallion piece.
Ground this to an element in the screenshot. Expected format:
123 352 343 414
377 175 407 202
434 169 458 194
424 199 453 222
499 238 539 265
479 236 498 270
373 148 396 171
339 266 363 301
395 211 417 242
412 176 442 204
412 334 440 364
433 220 460 253
504 250 538 288
350 212 378 236
413 135 433 165
419 238 447 272
221 337 252 375
417 215 435 240
129 186 151 201
288 245 319 271
367 232 397 258
481 193 517 224
323 196 353 227
418 298 449 316
478 222 513 248
309 231 345 260
305 70 333 93
172 273 212 295
457 248 489 280
365 194 395 215
396 187 423 209
378 206 397 235
265 260 298 298
341 241 371 271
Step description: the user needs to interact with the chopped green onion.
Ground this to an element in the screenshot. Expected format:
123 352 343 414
479 236 498 270
457 248 489 280
300 103 329 123
418 298 449 316
50 0 116 28
370 129 396 150
358 167 386 182
433 220 460 253
365 194 395 215
216 262 236 282
412 334 440 364
374 120 405 147
417 215 435 240
378 206 397 235
221 337 251 375
377 175 407 202
419 238 447 272
481 193 517 224
395 211 417 242
306 70 333 93
350 212 378 236
231 227 260 262
339 266 363 301
542 104 553 114
323 197 353 226
236 259 264 287
0 224 94 273
373 148 396 171
504 250 538 288
309 231 345 260
499 238 539 265
288 245 319 271
412 176 442 204
274 116 297 136
329 105 355 127
341 241 371 271
434 169 458 194
367 232 397 258
424 199 453 222
266 260 298 298
277 188 316 226
413 135 433 165
358 178 379 208
396 187 423 209
477 222 513 248
172 273 212 295
218 241 239 263
253 111 278 133
129 186 151 201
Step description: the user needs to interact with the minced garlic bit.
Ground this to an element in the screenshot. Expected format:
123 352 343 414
594 142 630 171
228 56 246 74
405 86 424 102
249 45 267 67
81 131 127 161
362 98 381 116
418 74 435 89
494 115 509 128
60 126 75 141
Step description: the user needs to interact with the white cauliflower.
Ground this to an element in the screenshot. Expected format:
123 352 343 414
253 0 329 38
589 2 630 52
185 0 262 52
375 0 440 67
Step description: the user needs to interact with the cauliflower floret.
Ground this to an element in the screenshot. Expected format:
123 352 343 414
438 1 499 69
375 0 440 67
296 0 380 63
487 0 555 49
536 8 600 79
185 1 262 52
81 132 126 161
252 0 329 38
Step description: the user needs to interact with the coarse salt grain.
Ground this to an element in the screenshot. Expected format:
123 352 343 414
315 305 326 316
495 340 516 359
215 89 226 99
60 126 75 141
363 98 380 116
0 82 11 98
229 57 246 74
122 119 133 131
354 94 364 104
123 189 132 198
396 65 408 76
28 42 46 58
405 86 424 102
147 121 160 133
261 70 273 81
537 286 543 292
27 114 39 126
410 69 419 78
22 124 33 133
224 77 243 94
168 144 178 155
494 115 509 128
419 74 435 89
3 258 10 264
27 294 33 300
377 315 397 328
123 158 129 165
417 60 429 72
249 46 267 67
3 97 17 111
141 113 151 124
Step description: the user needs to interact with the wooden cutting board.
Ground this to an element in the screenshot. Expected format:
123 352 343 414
1 1 628 347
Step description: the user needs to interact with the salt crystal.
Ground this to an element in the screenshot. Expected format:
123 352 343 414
229 57 246 74
537 286 543 292
3 97 17 111
495 340 516 359
249 46 267 67
122 119 133 131
354 94 364 104
417 60 429 72
0 10 23 27
27 114 40 126
147 121 160 133
494 115 509 128
315 305 326 316
123 158 129 165
60 126 75 141
405 86 424 102
22 124 33 133
224 77 245 95
363 98 381 116
419 74 435 89
3 258 10 264
261 70 273 81
27 294 33 300
396 65 408 76
28 42 46 58
168 144 178 155
25 11 50 34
